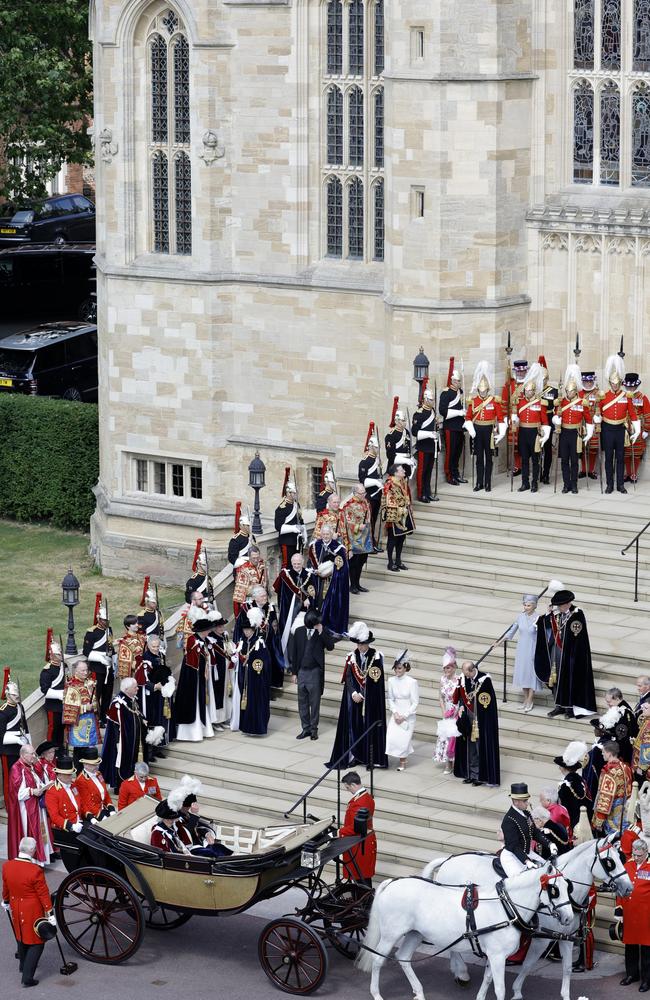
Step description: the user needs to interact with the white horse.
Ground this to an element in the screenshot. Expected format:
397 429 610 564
356 860 572 1000
423 834 633 1000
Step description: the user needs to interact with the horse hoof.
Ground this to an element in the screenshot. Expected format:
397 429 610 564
454 978 471 988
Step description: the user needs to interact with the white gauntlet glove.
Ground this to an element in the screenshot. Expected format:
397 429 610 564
463 420 476 440
552 414 562 428
583 423 594 445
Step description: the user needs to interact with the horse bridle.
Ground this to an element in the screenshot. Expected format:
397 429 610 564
591 842 630 893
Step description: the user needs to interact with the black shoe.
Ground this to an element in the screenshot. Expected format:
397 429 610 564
397 562 408 570
517 484 530 493
472 780 483 787
624 475 631 483
357 584 369 593
457 477 468 484
310 733 319 741
541 476 550 485
296 731 310 740
418 496 431 503
375 545 384 553
547 706 564 718
572 963 585 973
22 982 39 989
463 778 473 784
588 473 597 480
571 488 578 495
605 486 614 494
639 983 650 992
485 484 491 493
562 486 570 494
620 976 639 986
513 468 521 476
618 487 628 494
565 708 575 718
447 478 459 486
350 586 360 594
473 484 484 492
579 471 586 479
531 484 538 493
387 562 400 572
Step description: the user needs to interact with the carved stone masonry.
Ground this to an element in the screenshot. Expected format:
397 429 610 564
98 127 119 164
199 129 225 165
542 232 569 251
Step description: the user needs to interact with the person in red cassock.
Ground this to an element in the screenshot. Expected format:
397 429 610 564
2 835 55 988
6 745 54 865
618 837 650 990
338 771 377 886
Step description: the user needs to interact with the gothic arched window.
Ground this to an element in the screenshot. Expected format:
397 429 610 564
573 82 594 183
600 82 620 184
574 0 594 69
634 0 650 70
601 0 621 69
374 87 384 167
147 9 192 255
349 0 364 76
327 0 343 75
348 177 364 258
326 176 343 256
327 86 343 164
373 180 384 261
349 87 364 166
374 0 384 76
632 84 650 186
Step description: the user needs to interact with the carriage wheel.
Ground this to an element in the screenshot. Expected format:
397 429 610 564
54 867 144 964
323 882 373 960
145 903 192 931
258 917 328 995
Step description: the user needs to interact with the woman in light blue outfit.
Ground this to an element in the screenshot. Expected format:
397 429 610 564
496 594 543 713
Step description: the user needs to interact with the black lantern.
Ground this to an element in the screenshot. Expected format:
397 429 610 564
61 568 80 655
413 347 430 387
248 452 266 536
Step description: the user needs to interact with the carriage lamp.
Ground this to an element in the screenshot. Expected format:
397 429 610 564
248 451 266 536
301 840 323 869
413 348 429 388
61 567 80 655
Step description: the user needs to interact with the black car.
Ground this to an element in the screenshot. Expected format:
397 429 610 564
0 322 98 401
0 194 95 246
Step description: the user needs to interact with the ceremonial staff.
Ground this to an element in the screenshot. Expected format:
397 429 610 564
460 355 467 482
574 333 588 491
619 335 638 492
505 331 514 490
431 375 440 502
553 371 563 495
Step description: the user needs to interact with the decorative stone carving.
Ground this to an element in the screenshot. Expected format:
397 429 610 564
98 127 119 164
198 129 225 165
541 232 569 251
574 233 601 253
607 237 636 255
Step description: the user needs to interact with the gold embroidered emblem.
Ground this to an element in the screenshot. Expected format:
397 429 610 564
334 556 344 570
307 585 316 598
478 692 491 708
570 621 582 636
368 664 382 682
252 658 264 674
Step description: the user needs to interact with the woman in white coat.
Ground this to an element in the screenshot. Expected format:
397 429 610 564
386 649 419 771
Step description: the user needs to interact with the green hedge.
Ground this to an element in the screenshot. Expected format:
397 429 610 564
0 394 98 530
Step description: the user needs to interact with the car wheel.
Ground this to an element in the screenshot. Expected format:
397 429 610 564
54 232 67 246
62 386 83 402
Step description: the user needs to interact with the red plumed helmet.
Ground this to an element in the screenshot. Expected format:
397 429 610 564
93 593 102 626
321 458 329 482
235 501 241 533
447 357 455 388
192 538 203 573
538 354 548 370
281 466 291 497
1 667 10 700
389 396 399 428
140 575 150 608
364 422 375 451
419 376 429 404
45 627 54 661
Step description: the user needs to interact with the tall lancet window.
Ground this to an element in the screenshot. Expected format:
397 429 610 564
148 10 192 255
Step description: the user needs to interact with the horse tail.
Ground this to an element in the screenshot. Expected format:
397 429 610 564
421 855 450 881
355 880 392 973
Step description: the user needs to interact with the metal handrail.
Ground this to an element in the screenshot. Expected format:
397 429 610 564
621 520 650 603
283 719 384 824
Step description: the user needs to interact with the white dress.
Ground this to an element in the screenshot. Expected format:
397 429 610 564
386 674 419 759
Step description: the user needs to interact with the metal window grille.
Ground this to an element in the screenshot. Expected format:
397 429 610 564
326 176 343 256
373 180 384 261
310 466 324 506
574 0 594 69
349 0 364 76
151 34 168 143
374 87 384 167
348 177 364 258
573 83 594 183
327 0 343 74
600 83 620 185
632 85 650 186
152 151 170 252
162 9 179 34
154 461 166 494
190 466 203 500
634 0 650 70
327 87 343 165
174 152 192 255
349 87 364 166
374 0 384 75
173 36 190 144
601 0 621 70
136 459 148 492
172 464 184 497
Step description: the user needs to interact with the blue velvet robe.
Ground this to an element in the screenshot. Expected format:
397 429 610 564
238 632 272 736
310 538 349 634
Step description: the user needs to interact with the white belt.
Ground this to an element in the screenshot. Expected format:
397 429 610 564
364 478 383 489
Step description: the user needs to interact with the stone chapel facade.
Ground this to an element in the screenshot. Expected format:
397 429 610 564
90 0 650 578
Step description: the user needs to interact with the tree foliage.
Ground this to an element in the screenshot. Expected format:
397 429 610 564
0 1 93 203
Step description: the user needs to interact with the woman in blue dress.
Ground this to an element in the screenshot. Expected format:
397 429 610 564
497 593 542 713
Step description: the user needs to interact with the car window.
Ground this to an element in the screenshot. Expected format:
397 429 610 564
11 210 35 224
65 332 97 363
72 195 93 212
35 202 54 218
0 349 35 376
54 197 76 215
33 342 66 372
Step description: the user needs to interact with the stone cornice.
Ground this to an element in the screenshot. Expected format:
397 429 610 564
384 293 531 312
527 204 650 237
227 436 336 456
383 71 537 83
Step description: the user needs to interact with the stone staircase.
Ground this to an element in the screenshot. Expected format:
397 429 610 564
153 478 650 954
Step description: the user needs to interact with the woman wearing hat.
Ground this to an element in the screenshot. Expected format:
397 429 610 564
497 594 542 713
386 651 419 771
433 647 460 774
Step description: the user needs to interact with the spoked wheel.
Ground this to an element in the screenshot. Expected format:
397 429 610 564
145 903 192 930
54 867 144 964
258 917 328 995
323 882 373 959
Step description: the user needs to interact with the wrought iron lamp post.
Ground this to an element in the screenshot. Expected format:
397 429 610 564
248 452 266 536
61 568 80 656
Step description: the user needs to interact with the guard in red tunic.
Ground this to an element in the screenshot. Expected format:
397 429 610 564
72 748 115 820
624 373 650 483
464 361 506 494
44 755 83 833
579 372 601 480
511 362 550 494
502 359 528 475
339 771 377 886
617 837 650 989
2 837 55 988
552 364 593 495
596 354 641 494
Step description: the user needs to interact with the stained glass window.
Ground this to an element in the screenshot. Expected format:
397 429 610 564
151 34 168 143
327 87 343 165
601 0 621 70
374 0 384 76
162 9 179 34
373 180 384 261
600 83 620 185
632 86 650 186
573 83 594 183
348 177 364 258
152 152 170 252
574 0 594 69
349 0 364 76
173 36 190 144
374 88 384 167
349 87 364 166
634 0 650 70
327 0 343 75
326 176 343 256
175 153 192 255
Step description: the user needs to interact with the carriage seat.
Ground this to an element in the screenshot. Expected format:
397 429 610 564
129 815 158 846
492 850 507 879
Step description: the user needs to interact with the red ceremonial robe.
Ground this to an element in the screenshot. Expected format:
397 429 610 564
619 860 650 946
2 856 53 945
7 760 53 864
117 775 162 810
339 788 377 880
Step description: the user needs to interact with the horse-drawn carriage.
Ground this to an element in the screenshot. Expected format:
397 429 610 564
52 796 372 994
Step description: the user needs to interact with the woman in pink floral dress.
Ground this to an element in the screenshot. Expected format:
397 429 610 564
433 646 460 774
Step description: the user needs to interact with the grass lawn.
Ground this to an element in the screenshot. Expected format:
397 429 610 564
0 519 183 696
